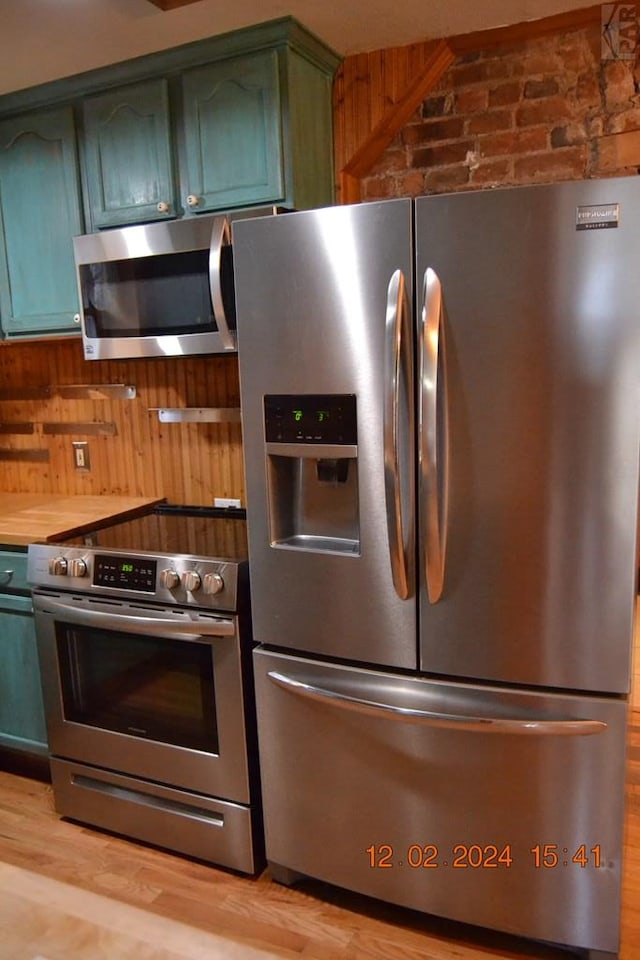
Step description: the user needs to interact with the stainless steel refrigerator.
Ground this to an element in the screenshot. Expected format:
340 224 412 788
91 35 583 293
233 179 640 959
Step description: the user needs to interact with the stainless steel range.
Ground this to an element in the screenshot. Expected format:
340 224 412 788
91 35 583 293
27 505 262 874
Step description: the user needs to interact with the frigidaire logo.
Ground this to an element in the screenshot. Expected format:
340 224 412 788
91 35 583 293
576 203 620 230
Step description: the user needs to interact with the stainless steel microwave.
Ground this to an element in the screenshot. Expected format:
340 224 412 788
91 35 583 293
74 210 279 361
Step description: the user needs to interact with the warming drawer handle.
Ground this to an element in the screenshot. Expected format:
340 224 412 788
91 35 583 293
73 774 225 826
34 596 235 639
420 267 450 604
267 671 607 737
383 269 414 600
209 216 236 351
0 569 13 586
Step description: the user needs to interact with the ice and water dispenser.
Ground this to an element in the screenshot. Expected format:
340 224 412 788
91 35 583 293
264 395 360 555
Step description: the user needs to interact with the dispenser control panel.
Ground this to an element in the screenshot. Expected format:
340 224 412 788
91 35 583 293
264 395 357 444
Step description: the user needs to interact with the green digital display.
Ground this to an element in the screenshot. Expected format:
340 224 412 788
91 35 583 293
292 408 330 424
120 562 134 573
264 394 357 445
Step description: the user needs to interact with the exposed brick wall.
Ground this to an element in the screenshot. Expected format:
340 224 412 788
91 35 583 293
361 24 640 199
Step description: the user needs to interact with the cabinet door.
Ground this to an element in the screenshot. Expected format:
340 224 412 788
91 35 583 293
83 79 176 229
181 50 284 212
0 593 47 754
0 106 83 336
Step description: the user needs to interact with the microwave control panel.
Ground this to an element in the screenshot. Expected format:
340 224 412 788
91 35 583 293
264 394 357 445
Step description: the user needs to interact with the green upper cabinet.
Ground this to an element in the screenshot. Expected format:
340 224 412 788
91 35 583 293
181 51 284 213
0 19 340 333
0 106 83 337
83 78 176 228
179 44 336 215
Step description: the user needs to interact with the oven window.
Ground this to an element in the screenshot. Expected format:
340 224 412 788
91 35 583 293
56 623 219 754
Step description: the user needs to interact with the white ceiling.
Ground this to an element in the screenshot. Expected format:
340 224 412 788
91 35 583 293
0 0 593 96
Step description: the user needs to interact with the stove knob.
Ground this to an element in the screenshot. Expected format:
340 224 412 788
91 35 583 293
160 569 180 590
182 570 202 593
203 572 224 595
68 558 88 578
48 556 68 576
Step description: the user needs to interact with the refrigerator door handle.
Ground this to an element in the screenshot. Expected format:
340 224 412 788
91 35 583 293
384 269 415 600
420 267 450 603
267 671 607 737
209 216 236 351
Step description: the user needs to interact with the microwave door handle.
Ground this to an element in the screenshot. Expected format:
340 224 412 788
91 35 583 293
384 268 414 601
34 596 234 640
209 216 236 351
420 267 450 604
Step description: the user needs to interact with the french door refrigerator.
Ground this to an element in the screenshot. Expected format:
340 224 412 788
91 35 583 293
233 178 640 959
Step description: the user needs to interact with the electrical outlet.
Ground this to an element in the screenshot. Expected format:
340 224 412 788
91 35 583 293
72 441 90 470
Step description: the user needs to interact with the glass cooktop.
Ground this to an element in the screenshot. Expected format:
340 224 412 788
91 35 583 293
60 504 248 562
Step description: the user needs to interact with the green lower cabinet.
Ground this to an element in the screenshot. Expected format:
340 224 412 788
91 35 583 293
0 593 48 755
0 106 83 337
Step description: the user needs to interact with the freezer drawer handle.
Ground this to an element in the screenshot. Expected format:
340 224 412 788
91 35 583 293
267 671 607 736
209 216 236 351
34 595 235 640
420 267 450 603
384 268 415 600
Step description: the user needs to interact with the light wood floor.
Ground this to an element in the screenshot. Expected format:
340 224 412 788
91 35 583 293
0 605 638 960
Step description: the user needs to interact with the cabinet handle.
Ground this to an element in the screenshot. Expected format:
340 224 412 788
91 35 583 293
156 201 171 213
73 314 80 324
0 570 13 585
186 194 201 208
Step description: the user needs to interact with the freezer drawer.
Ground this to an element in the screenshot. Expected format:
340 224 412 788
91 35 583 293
254 648 628 955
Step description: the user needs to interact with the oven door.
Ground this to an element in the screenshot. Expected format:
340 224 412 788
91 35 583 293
33 590 251 804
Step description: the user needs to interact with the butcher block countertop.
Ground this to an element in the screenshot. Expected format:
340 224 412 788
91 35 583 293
0 495 163 546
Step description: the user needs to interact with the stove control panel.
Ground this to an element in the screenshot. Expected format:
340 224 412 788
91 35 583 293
94 555 157 592
28 545 241 612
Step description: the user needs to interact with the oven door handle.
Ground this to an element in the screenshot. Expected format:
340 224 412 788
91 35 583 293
34 596 235 639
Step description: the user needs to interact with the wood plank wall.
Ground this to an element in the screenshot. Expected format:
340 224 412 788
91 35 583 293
0 338 244 506
333 41 438 201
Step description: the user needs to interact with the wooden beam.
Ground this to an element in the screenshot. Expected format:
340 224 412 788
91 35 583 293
449 4 602 54
147 0 203 10
340 39 456 203
597 130 640 170
337 4 603 202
